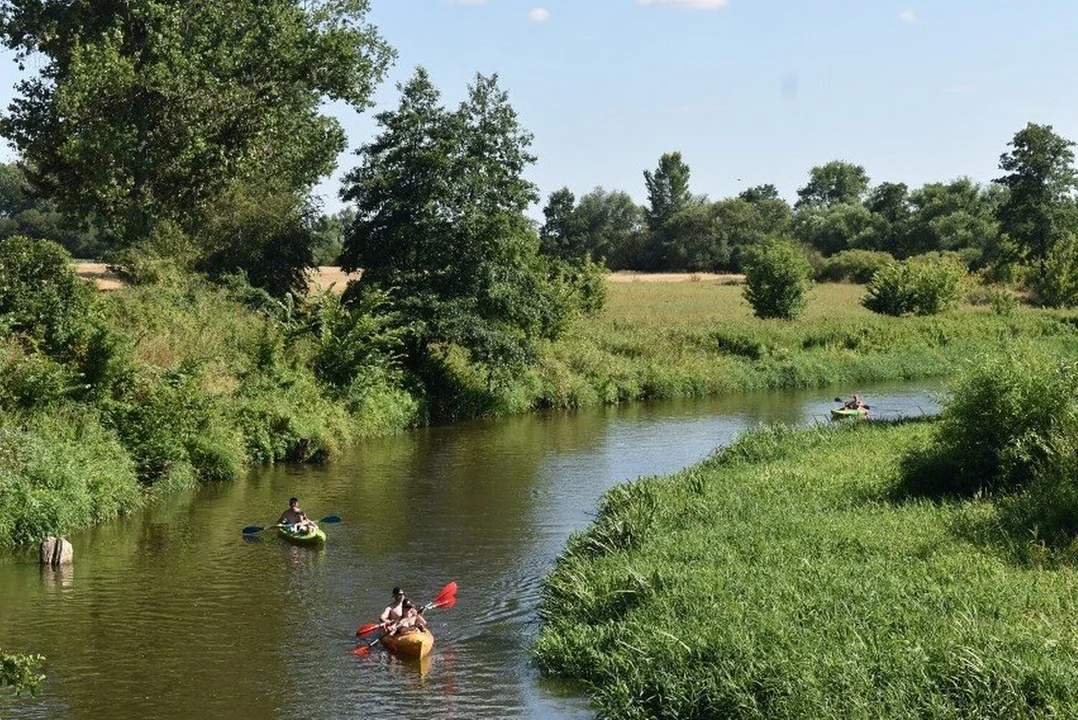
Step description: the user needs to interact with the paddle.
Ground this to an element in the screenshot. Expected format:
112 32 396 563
353 581 458 655
241 515 341 535
355 581 458 637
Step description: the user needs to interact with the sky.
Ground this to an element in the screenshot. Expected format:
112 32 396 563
2 1 1078 217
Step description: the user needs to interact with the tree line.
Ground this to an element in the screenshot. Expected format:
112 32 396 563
541 126 1078 292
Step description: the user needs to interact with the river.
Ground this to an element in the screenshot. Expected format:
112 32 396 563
0 381 942 719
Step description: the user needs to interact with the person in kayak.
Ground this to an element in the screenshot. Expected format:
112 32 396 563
390 599 429 635
843 393 866 410
379 587 407 631
278 497 317 534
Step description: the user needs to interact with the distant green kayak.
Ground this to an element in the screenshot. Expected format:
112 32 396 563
831 407 868 420
277 525 326 545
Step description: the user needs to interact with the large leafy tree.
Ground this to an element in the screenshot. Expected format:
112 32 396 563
796 160 869 209
994 123 1078 267
340 68 574 380
643 151 693 233
0 0 393 245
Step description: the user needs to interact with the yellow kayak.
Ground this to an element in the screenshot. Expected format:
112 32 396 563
380 628 434 660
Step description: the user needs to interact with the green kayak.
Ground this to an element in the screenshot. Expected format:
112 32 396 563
277 524 326 545
831 407 868 420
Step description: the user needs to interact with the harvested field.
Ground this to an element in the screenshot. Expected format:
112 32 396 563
76 264 741 292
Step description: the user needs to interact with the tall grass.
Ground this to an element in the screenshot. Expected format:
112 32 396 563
522 282 1078 411
535 420 1078 718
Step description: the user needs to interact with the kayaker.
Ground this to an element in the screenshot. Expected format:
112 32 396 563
379 587 407 630
278 497 317 534
843 393 865 410
391 600 428 635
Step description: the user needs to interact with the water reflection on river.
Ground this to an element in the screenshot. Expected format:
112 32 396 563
0 381 942 719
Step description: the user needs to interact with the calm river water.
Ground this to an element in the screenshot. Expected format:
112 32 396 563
0 381 942 719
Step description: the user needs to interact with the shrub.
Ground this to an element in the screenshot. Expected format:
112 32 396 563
863 253 965 316
816 249 895 283
742 239 814 319
900 348 1078 497
0 235 96 357
0 407 140 549
1028 233 1078 308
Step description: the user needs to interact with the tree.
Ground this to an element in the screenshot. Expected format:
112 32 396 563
574 188 645 268
903 178 1001 262
796 161 869 209
742 239 814 319
793 203 885 256
995 123 1078 267
340 69 576 381
0 163 102 257
539 188 585 259
644 152 693 233
0 0 394 245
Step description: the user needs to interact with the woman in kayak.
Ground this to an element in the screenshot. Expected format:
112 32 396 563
278 497 318 534
379 587 407 630
391 600 429 635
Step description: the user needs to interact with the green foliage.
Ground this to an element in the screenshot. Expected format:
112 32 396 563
995 122 1078 267
0 0 393 244
643 151 693 234
795 160 869 208
815 249 895 283
0 407 139 548
537 420 1078 718
0 649 45 696
341 69 578 381
742 239 814 319
793 202 886 256
863 253 966 316
901 348 1078 498
0 351 72 410
195 184 318 297
0 162 103 257
1028 232 1078 308
0 235 96 357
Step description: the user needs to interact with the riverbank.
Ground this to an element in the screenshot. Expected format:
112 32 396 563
5 267 1078 552
534 419 1078 718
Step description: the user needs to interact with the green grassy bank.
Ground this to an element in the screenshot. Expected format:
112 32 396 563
517 282 1078 413
534 420 1078 719
4 268 1078 552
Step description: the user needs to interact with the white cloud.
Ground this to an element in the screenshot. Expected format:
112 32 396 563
528 7 551 22
637 0 729 9
897 9 919 23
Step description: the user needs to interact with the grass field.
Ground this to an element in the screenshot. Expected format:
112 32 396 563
519 280 1078 412
535 420 1078 719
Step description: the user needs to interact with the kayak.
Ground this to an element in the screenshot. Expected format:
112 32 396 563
831 407 868 420
380 628 434 660
277 525 326 545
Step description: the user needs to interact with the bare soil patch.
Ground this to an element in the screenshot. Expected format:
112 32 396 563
74 264 739 292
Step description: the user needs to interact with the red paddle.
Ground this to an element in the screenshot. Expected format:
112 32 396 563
354 582 458 636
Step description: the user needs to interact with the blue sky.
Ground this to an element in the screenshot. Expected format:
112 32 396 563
316 0 1078 215
2 1 1077 217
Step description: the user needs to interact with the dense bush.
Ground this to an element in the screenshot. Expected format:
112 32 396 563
900 348 1078 498
1028 232 1078 308
0 235 97 357
742 239 814 319
863 253 965 316
815 249 894 283
0 407 140 548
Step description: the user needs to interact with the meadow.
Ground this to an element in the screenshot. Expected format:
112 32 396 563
520 280 1078 412
534 419 1078 719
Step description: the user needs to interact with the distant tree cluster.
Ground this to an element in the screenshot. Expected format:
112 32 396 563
537 123 1078 307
